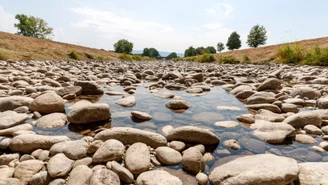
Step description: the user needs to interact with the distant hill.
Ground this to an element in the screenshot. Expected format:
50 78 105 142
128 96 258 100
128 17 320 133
133 50 184 57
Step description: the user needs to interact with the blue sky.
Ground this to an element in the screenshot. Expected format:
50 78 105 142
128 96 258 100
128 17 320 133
0 0 327 53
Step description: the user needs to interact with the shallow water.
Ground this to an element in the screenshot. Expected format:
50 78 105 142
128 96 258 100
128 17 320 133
33 82 328 170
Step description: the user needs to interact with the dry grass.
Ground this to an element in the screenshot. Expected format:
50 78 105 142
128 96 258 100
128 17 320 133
0 31 120 61
215 37 328 63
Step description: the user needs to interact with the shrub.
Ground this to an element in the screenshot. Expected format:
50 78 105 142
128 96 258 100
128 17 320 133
85 53 94 59
243 55 250 63
132 54 142 61
197 54 216 63
302 47 328 66
119 53 132 61
96 55 104 61
185 56 197 62
0 52 8 61
277 44 304 64
68 51 79 60
219 56 240 64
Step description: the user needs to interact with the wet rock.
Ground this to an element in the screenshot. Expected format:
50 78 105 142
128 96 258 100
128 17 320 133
166 100 191 110
94 127 167 148
14 159 44 184
223 139 240 150
209 154 299 185
216 105 241 111
136 170 182 185
89 169 120 185
9 134 70 153
186 87 203 94
283 111 322 128
0 111 29 129
106 91 125 96
67 165 92 185
255 109 285 122
74 81 104 95
295 134 317 144
236 114 255 124
35 113 67 128
181 147 205 175
115 96 136 107
131 111 152 120
50 140 89 160
211 80 227 86
155 146 182 165
29 93 65 114
167 126 220 145
48 153 74 178
246 103 281 113
257 78 282 91
67 100 111 124
0 96 33 112
238 136 266 153
192 112 224 122
92 139 125 163
214 121 239 128
125 142 150 174
298 162 328 185
154 92 175 99
254 123 295 144
110 161 134 184
290 86 321 99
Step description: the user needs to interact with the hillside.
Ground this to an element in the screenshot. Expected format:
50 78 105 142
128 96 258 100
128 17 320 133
215 36 328 63
0 31 120 61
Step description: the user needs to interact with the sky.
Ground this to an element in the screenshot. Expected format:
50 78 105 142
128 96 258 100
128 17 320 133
0 0 327 53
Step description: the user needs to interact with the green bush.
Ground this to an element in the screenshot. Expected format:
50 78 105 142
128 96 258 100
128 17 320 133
277 44 304 64
243 55 250 63
132 54 142 61
197 54 216 63
302 47 328 66
85 53 94 59
96 55 104 61
119 53 132 61
219 56 240 64
68 51 79 60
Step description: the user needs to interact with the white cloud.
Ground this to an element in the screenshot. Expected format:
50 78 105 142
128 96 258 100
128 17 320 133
0 6 17 33
202 23 222 31
205 2 234 17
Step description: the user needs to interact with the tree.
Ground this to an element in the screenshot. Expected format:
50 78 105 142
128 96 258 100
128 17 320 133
142 48 150 56
14 14 53 39
226 31 242 50
184 46 197 57
113 39 134 54
195 47 205 55
166 52 178 60
247 25 267 48
205 46 216 54
217 42 225 52
142 48 160 58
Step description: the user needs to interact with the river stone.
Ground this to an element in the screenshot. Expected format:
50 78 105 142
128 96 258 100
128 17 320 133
67 165 93 185
0 124 33 137
298 162 328 185
48 153 74 178
94 127 167 148
0 96 33 111
36 113 67 128
29 93 65 114
155 146 182 165
181 147 205 175
9 134 70 153
74 81 104 95
230 85 252 95
67 100 111 124
49 178 66 185
166 100 191 110
0 166 15 179
92 139 125 163
209 154 299 185
0 153 20 165
304 125 322 135
235 90 255 99
0 111 29 129
136 170 182 185
131 111 152 120
281 103 299 113
256 78 282 91
214 121 239 128
169 141 186 152
236 114 255 124
196 172 208 185
110 161 134 184
255 109 285 122
223 139 241 150
125 142 150 174
283 111 322 128
154 92 175 99
246 104 281 113
295 134 317 144
192 112 225 122
50 140 89 160
28 171 52 185
0 178 22 185
238 136 266 153
14 159 44 184
254 123 295 144
290 86 321 99
56 86 82 97
167 126 220 145
89 169 120 185
0 137 11 150
115 96 136 107
246 92 276 105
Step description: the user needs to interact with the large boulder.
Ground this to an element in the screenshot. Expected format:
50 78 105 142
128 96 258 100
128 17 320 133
74 81 103 95
125 142 150 174
67 100 111 124
209 154 299 185
35 113 67 128
9 134 70 153
0 111 29 129
29 93 65 114
136 170 182 185
298 162 328 185
0 96 33 111
94 127 167 148
283 111 322 128
167 126 220 145
290 86 321 99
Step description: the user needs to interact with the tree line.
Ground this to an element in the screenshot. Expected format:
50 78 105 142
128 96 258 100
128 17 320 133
12 14 268 59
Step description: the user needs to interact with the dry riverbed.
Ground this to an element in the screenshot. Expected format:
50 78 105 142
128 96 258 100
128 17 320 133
0 60 328 185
